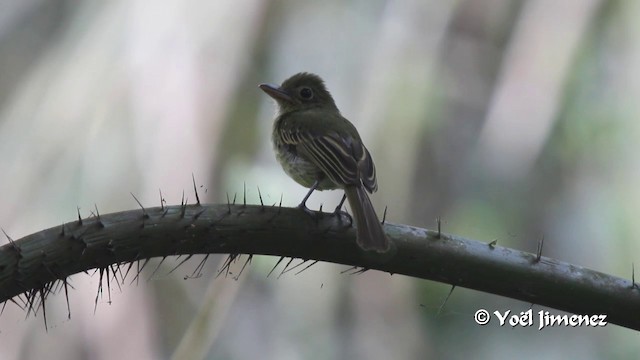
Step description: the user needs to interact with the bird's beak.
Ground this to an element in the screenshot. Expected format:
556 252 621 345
259 83 294 103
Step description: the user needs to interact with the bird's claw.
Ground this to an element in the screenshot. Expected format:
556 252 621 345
297 203 321 220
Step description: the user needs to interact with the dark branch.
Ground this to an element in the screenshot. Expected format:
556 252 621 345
0 203 638 330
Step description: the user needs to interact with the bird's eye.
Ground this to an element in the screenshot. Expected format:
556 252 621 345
299 87 313 100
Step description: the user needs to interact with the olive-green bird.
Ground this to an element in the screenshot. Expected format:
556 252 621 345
259 72 389 252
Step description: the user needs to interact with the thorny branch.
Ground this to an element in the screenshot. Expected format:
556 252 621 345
0 203 638 330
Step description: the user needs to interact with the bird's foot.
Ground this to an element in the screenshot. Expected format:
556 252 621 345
297 202 322 220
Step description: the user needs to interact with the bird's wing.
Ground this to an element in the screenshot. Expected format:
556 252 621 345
278 125 378 192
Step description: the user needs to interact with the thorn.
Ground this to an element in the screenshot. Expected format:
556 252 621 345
436 285 456 318
277 258 296 279
217 254 238 278
0 227 12 243
122 261 135 283
25 290 37 318
280 259 313 276
9 297 24 312
294 260 318 275
130 258 150 285
436 217 441 239
488 239 497 249
278 194 283 213
185 254 209 279
180 199 187 218
63 279 71 319
59 223 65 237
192 173 201 205
181 190 185 207
340 266 359 274
159 189 165 211
94 204 104 228
39 288 48 331
340 266 367 275
16 294 29 310
50 279 63 294
536 235 544 263
216 256 231 278
233 193 237 205
257 186 264 209
382 206 388 225
131 193 149 219
267 256 285 278
110 264 123 293
226 193 232 214
1 228 20 256
352 267 369 275
77 207 83 226
243 182 247 207
134 259 144 286
148 257 167 281
94 268 105 314
632 263 639 290
234 255 253 280
105 267 112 305
168 255 193 274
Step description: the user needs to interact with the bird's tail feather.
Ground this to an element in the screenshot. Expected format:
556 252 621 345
345 186 389 252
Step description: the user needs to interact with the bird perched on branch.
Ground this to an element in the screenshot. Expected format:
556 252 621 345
259 72 389 252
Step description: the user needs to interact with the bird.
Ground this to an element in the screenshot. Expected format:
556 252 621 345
259 72 389 252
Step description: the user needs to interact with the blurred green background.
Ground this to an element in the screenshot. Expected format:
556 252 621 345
1 0 639 359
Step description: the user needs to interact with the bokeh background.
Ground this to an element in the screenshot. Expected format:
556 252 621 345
0 0 639 359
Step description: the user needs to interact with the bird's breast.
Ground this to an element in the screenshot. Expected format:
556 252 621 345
271 130 338 190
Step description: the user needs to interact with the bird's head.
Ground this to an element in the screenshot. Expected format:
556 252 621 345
259 72 338 114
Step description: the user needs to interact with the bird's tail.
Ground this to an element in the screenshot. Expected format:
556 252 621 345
345 186 390 252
